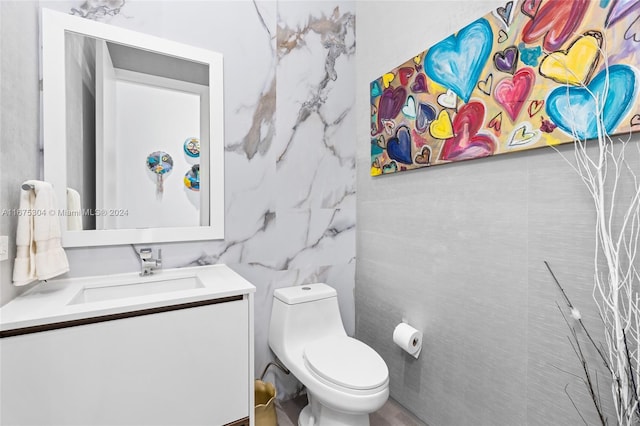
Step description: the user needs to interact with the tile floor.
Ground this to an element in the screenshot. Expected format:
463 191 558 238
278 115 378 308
275 394 427 426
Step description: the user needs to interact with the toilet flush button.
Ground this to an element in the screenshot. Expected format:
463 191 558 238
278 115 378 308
302 286 311 290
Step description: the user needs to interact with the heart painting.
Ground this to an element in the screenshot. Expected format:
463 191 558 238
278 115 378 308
370 0 640 175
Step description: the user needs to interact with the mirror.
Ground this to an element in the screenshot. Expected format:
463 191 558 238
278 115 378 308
42 9 224 247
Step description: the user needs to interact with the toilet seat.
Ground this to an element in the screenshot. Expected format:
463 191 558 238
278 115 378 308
303 336 388 391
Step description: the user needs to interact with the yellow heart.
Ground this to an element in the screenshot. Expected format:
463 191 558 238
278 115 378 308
540 32 601 86
429 110 454 139
382 72 395 88
370 165 382 176
413 55 421 64
427 79 448 95
543 134 562 146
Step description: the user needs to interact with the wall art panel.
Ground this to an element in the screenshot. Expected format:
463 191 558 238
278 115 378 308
370 0 640 175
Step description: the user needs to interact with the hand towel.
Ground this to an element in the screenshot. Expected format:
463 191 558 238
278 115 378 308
66 187 83 231
13 181 70 286
12 185 37 286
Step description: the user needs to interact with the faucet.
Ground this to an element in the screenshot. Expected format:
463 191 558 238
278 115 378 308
138 248 162 276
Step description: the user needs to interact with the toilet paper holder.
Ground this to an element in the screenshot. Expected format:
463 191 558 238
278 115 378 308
394 319 422 359
402 318 420 347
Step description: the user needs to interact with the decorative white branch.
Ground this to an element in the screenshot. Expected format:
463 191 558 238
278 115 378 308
549 34 640 426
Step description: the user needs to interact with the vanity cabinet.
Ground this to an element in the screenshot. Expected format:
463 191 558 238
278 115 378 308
1 293 254 425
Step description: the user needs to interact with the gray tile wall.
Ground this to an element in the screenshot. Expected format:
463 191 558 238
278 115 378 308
356 1 638 425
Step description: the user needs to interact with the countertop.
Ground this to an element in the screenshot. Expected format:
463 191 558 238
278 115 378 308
0 264 255 333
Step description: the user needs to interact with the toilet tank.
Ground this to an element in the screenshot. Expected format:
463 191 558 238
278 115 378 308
269 284 347 356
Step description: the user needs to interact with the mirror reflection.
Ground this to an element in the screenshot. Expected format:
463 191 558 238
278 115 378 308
64 32 210 231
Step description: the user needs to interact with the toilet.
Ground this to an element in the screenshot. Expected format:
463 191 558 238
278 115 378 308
269 283 389 426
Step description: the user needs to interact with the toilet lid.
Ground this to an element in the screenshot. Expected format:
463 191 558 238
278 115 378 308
303 336 388 391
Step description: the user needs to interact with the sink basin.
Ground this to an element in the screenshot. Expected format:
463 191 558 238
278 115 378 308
69 276 205 305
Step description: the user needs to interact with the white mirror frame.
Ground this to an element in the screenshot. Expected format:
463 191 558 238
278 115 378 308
42 9 224 247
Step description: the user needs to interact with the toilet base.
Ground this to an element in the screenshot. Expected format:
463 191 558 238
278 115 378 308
297 395 370 426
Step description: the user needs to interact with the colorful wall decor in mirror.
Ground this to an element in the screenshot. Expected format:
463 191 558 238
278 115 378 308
370 0 640 176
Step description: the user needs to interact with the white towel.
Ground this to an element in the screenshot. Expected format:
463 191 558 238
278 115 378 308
13 180 70 286
66 188 83 231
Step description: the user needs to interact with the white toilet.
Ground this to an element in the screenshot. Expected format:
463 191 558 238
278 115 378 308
269 283 389 426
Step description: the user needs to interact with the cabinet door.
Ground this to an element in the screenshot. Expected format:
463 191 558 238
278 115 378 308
1 300 249 425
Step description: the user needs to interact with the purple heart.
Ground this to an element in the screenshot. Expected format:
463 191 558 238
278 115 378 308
377 87 406 132
378 87 406 120
606 0 640 27
387 126 413 165
411 74 428 93
416 103 437 133
493 46 519 74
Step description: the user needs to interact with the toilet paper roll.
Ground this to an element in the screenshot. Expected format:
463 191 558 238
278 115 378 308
393 323 422 359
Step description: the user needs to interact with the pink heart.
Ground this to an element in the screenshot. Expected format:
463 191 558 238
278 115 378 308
522 0 589 51
494 67 536 122
399 67 414 86
521 0 542 18
439 102 496 162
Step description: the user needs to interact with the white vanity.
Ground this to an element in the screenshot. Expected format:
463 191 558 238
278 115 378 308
0 265 255 426
0 9 253 424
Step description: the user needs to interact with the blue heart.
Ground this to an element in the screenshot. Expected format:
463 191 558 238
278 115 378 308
518 42 542 67
546 65 638 140
416 103 437 133
424 18 493 103
371 80 382 98
387 126 413 165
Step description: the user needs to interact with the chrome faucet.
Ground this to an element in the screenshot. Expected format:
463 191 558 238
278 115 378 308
138 248 162 276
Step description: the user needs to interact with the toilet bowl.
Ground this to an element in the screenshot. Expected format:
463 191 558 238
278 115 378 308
268 284 389 426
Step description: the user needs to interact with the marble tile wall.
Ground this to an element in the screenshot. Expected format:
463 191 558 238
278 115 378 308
1 0 355 399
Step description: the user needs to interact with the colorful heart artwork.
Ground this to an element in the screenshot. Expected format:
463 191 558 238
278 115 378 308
527 100 544 117
477 74 494 96
370 81 382 98
430 110 455 140
507 122 540 147
437 89 458 109
370 0 640 175
399 67 415 86
624 15 640 42
415 103 437 133
402 96 417 119
488 112 503 133
493 46 519 74
539 31 602 86
387 126 414 164
377 87 407 132
424 18 494 103
521 0 590 51
546 64 638 140
439 102 496 161
517 43 542 67
495 2 514 28
411 74 428 93
605 0 640 27
520 0 542 18
494 67 535 122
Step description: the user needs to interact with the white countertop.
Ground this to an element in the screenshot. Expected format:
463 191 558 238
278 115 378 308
0 264 255 333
